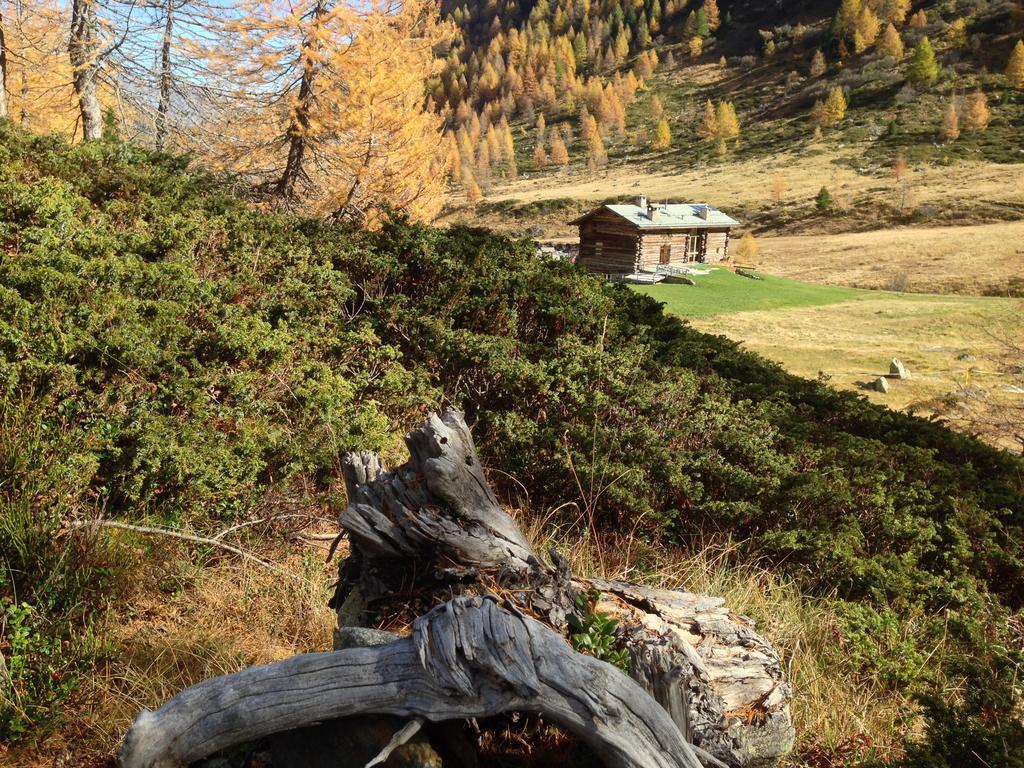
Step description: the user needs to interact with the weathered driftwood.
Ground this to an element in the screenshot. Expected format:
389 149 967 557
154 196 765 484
119 596 707 768
337 410 794 767
119 409 793 768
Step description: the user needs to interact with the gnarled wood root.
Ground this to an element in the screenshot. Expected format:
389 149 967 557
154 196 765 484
336 409 794 767
119 596 708 768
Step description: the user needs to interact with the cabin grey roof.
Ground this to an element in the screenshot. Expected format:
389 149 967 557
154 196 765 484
572 202 739 229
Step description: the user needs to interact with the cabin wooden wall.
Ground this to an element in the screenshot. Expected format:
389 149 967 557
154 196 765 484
705 229 730 263
637 228 732 268
577 211 640 274
576 211 734 273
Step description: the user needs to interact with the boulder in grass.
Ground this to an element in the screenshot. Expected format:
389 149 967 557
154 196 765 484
889 358 910 379
874 376 890 394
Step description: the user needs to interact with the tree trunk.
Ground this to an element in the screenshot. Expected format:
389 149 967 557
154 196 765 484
69 0 103 141
0 6 9 121
336 409 795 767
274 0 328 199
117 410 794 768
155 0 173 149
119 596 712 768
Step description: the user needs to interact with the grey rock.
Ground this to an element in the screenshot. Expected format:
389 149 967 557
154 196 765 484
889 358 910 380
873 376 890 394
334 626 401 650
956 353 976 362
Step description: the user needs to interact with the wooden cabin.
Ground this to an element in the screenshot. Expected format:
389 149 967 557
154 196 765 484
570 197 739 275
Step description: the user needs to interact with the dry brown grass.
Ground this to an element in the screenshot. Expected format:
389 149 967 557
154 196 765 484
757 222 1024 295
442 151 1024 245
8 531 340 768
688 293 1024 450
515 514 915 766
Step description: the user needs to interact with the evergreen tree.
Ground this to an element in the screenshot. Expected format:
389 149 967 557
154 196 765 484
694 7 709 37
815 186 832 210
907 37 939 85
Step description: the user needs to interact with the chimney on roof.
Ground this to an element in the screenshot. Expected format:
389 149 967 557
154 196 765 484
638 194 648 214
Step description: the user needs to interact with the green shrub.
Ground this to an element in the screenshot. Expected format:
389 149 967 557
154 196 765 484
0 124 1021 757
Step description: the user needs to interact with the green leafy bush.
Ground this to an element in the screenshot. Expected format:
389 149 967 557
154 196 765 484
568 589 631 671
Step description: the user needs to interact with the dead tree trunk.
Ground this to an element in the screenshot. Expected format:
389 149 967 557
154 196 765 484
336 410 794 767
0 6 9 121
118 410 793 768
119 596 711 768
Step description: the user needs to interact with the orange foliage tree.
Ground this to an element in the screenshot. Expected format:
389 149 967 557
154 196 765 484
205 0 451 224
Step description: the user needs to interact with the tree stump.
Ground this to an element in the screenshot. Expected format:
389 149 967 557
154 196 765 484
336 410 793 767
118 410 793 768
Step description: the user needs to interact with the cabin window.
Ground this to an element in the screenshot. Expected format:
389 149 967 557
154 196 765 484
595 241 603 258
659 243 671 264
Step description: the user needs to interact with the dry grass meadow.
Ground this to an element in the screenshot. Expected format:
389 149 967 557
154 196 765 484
757 221 1024 295
689 292 1023 416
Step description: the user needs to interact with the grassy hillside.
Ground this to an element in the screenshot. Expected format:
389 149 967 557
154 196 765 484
1 127 1023 766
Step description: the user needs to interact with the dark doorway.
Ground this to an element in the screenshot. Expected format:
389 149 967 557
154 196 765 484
659 243 671 264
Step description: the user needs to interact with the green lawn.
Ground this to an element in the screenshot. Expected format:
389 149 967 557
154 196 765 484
631 268 866 318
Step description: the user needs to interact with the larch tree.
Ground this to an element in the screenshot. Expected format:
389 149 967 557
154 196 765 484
697 97 717 140
853 6 881 53
736 231 758 261
0 4 8 119
877 23 904 59
836 0 862 40
940 99 959 141
909 9 927 27
688 35 702 58
907 37 939 85
549 129 568 166
770 175 788 203
810 49 827 76
1007 40 1024 90
68 0 103 139
893 152 907 181
716 100 740 140
652 115 670 149
702 0 719 32
1 0 78 133
208 0 450 223
962 90 990 131
650 94 663 119
946 18 967 49
876 0 910 25
532 138 548 166
820 86 848 126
